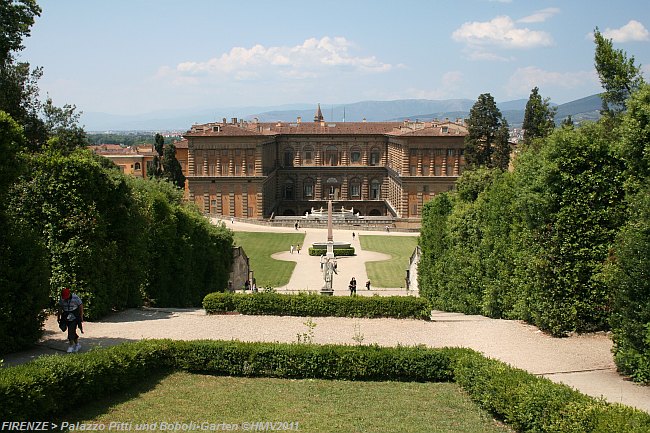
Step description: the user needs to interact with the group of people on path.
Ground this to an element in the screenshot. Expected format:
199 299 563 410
244 278 258 292
290 244 301 254
349 277 371 295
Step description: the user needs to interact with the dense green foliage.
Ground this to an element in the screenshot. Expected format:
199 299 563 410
136 179 233 307
593 28 644 115
420 121 627 336
607 187 650 382
308 247 355 256
0 111 50 352
2 340 649 432
606 85 650 382
203 292 431 320
6 148 233 323
0 0 40 63
2 143 232 350
464 93 510 170
522 86 556 146
87 133 181 147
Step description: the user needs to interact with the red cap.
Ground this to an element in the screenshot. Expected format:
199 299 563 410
61 288 71 300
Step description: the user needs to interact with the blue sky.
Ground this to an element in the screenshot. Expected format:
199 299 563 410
20 0 650 116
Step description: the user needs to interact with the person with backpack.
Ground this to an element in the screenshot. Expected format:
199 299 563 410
349 277 357 296
57 287 84 353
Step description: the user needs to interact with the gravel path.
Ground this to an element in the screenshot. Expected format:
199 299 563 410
3 221 649 414
4 308 649 413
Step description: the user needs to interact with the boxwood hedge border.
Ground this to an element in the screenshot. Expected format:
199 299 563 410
1 340 649 432
308 247 355 256
203 292 431 320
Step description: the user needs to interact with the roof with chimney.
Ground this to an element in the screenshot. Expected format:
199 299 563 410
184 106 467 138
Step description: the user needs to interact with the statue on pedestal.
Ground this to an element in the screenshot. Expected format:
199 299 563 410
323 257 337 292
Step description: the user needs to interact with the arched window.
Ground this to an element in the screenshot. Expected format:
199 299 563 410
134 162 141 171
350 146 362 164
349 178 361 199
369 147 380 166
325 145 338 166
284 147 294 167
303 178 314 198
370 179 381 200
283 179 294 200
303 146 314 164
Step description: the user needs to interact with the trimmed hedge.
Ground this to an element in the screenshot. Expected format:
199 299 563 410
308 247 355 256
203 292 431 320
1 340 649 432
0 340 175 421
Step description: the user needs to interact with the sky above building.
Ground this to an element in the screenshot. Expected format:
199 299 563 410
20 0 650 116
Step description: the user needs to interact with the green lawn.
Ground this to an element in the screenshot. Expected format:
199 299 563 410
360 235 419 288
70 372 512 433
234 231 305 287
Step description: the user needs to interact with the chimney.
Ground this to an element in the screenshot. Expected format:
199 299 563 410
297 116 302 124
231 117 237 124
222 118 227 125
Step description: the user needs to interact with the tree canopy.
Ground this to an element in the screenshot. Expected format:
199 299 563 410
464 93 510 170
0 0 41 63
522 86 556 146
594 27 645 115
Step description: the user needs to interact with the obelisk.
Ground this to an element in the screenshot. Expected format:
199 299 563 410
326 199 334 258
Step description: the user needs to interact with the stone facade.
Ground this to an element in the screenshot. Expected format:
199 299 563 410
184 112 467 221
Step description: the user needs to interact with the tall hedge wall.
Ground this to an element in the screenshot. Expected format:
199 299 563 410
0 112 50 353
419 122 626 337
2 148 233 352
419 85 650 382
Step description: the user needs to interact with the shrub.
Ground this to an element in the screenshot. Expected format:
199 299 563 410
0 340 175 420
1 340 649 432
308 247 355 256
203 292 431 320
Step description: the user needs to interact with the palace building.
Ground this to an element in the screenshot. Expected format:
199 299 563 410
183 105 467 225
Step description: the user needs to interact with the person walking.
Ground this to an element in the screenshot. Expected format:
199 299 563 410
290 244 294 254
352 232 355 240
366 280 371 290
349 277 357 296
296 244 301 254
57 287 84 353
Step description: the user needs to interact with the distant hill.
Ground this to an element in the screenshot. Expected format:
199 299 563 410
245 99 478 123
388 95 601 128
81 95 603 131
554 94 602 124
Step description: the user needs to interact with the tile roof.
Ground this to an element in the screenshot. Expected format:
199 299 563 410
88 144 155 156
174 138 188 149
184 119 467 138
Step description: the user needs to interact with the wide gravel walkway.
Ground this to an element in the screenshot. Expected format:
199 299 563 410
3 221 649 414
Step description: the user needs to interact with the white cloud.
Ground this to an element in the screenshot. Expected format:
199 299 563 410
452 16 553 54
168 36 392 81
506 66 598 97
518 8 560 24
603 20 650 42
